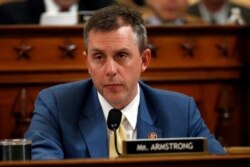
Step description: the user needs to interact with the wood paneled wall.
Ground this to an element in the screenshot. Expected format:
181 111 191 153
0 25 249 146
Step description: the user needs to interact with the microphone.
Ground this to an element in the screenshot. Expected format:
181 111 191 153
107 109 122 156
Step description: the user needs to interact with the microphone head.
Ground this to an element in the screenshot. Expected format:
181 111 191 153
107 109 122 131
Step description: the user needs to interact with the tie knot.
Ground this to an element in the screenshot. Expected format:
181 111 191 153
121 114 125 124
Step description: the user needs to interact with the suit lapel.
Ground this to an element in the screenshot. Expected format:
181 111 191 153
78 82 163 157
137 85 162 139
78 87 108 158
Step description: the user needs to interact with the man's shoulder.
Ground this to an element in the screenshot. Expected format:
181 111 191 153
40 79 93 97
49 79 91 89
139 82 194 114
37 79 95 114
139 81 190 100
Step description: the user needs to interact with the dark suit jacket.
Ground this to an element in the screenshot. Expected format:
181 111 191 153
187 2 250 24
24 79 225 159
0 0 114 24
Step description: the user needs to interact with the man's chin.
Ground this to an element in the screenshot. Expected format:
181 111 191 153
106 97 125 109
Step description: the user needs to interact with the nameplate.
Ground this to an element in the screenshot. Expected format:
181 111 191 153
122 137 207 156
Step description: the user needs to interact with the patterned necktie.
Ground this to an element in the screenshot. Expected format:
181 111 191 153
109 115 127 158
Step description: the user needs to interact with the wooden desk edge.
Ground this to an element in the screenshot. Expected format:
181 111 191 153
0 154 250 166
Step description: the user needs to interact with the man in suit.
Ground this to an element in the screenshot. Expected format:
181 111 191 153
24 5 225 160
0 0 114 24
187 0 250 24
144 0 205 25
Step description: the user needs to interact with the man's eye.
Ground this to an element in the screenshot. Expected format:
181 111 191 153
116 53 128 59
94 54 104 60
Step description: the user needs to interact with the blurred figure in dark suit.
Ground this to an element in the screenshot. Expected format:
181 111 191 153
144 0 205 25
0 0 114 24
187 0 250 24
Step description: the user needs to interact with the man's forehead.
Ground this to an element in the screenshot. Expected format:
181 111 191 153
89 25 134 35
88 26 137 44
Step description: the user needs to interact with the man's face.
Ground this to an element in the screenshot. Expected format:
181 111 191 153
147 0 188 21
53 0 78 9
84 26 151 109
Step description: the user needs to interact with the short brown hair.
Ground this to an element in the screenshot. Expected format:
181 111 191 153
83 5 147 53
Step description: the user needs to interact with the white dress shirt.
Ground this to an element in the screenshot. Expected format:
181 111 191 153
198 1 230 25
98 84 140 140
44 0 78 13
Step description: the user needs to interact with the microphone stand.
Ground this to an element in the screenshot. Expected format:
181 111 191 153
107 108 123 156
113 129 121 156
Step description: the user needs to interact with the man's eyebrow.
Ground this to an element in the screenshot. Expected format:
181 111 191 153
114 48 131 54
89 48 131 54
89 48 103 53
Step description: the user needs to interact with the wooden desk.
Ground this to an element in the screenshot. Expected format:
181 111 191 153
0 25 249 146
0 155 250 167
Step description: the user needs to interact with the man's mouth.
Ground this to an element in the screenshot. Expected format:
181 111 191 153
104 83 122 90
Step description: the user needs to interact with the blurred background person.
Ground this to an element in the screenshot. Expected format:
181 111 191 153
143 0 205 25
0 0 114 24
0 0 18 5
115 0 151 20
187 0 250 24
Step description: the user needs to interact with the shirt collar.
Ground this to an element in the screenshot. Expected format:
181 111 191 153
98 84 140 130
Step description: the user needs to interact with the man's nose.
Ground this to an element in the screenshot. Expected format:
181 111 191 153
105 59 117 77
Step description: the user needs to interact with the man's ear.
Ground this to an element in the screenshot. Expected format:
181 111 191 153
83 51 87 65
83 51 91 75
141 48 151 72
